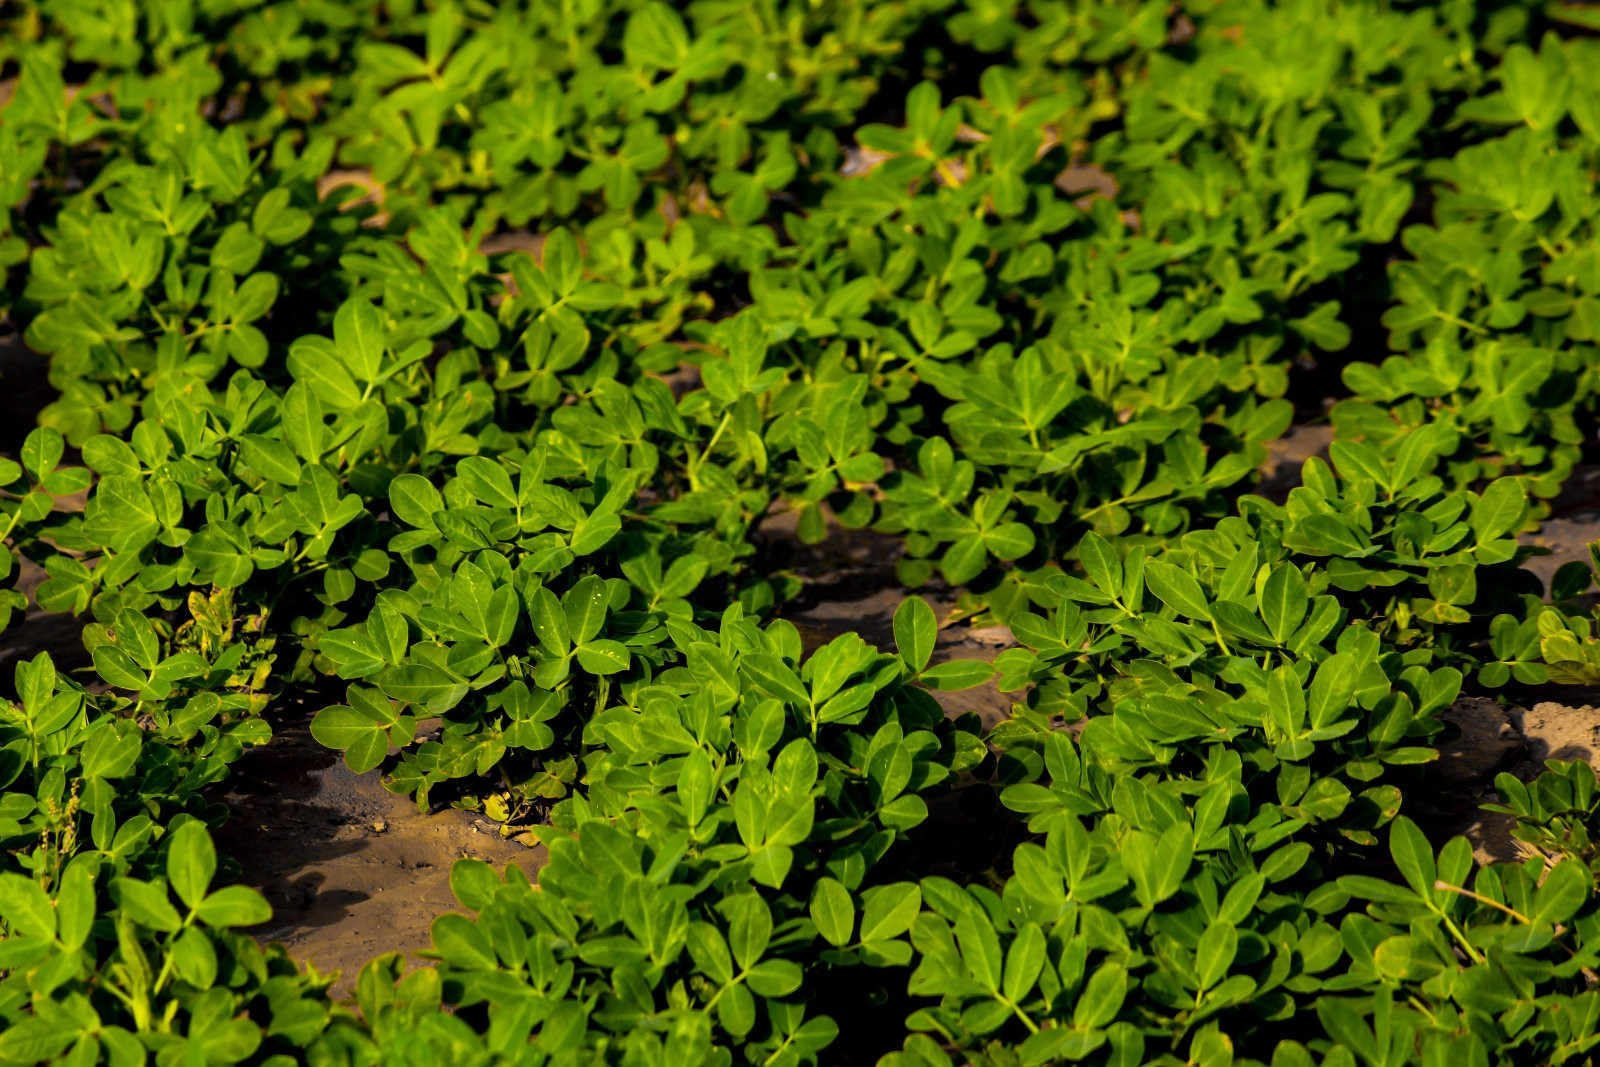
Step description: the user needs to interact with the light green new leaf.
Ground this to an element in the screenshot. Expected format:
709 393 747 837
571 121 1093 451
194 885 272 928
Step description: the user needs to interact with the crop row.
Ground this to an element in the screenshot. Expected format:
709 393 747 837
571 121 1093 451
3 0 1600 1064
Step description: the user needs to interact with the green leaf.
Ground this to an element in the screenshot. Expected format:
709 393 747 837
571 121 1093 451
0 1020 74 1064
281 382 325 462
564 575 609 645
1471 478 1526 541
722 892 773 969
112 877 182 932
570 512 621 555
1374 935 1445 981
745 654 812 708
171 925 219 989
859 883 920 943
1329 440 1390 492
56 864 95 950
530 587 570 654
1259 565 1309 645
1003 922 1046 1002
811 878 855 947
940 535 988 585
389 474 444 531
893 597 937 673
1144 561 1212 620
1072 961 1128 1028
919 660 994 691
953 903 1002 992
378 664 466 712
576 639 630 675
432 913 498 970
1125 824 1193 907
20 427 64 480
81 434 140 477
1307 653 1357 729
1388 816 1436 899
194 885 272 928
289 337 362 408
0 872 54 940
1293 514 1372 557
1338 875 1423 905
238 434 302 485
747 958 802 997
1530 859 1588 927
335 296 386 384
167 821 217 911
1079 532 1121 596
1195 920 1238 990
311 705 390 773
93 645 147 692
983 522 1034 560
457 456 517 509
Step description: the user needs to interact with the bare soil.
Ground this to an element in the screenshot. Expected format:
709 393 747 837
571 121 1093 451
219 715 538 999
1436 695 1600 865
1508 458 1600 595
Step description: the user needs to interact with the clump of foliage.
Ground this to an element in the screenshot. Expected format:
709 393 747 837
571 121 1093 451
3 0 1600 1063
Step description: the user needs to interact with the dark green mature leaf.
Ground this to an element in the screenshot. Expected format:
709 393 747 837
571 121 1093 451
239 434 302 485
919 660 994 691
811 878 855 947
1471 479 1526 540
1144 561 1211 620
1388 817 1436 899
860 884 920 943
167 821 217 910
894 597 938 673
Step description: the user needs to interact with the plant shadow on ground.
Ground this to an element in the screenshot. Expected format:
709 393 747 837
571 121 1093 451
215 691 541 999
0 329 57 455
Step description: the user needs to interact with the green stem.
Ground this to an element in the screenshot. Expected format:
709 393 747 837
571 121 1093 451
1438 911 1486 966
1209 616 1233 657
1000 995 1039 1034
687 411 733 493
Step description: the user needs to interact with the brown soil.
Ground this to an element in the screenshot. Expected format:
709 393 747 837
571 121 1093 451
220 715 538 1000
1522 511 1600 597
1259 424 1334 501
1436 695 1600 865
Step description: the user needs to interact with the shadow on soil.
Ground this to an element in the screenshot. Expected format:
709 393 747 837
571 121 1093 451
217 704 539 999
